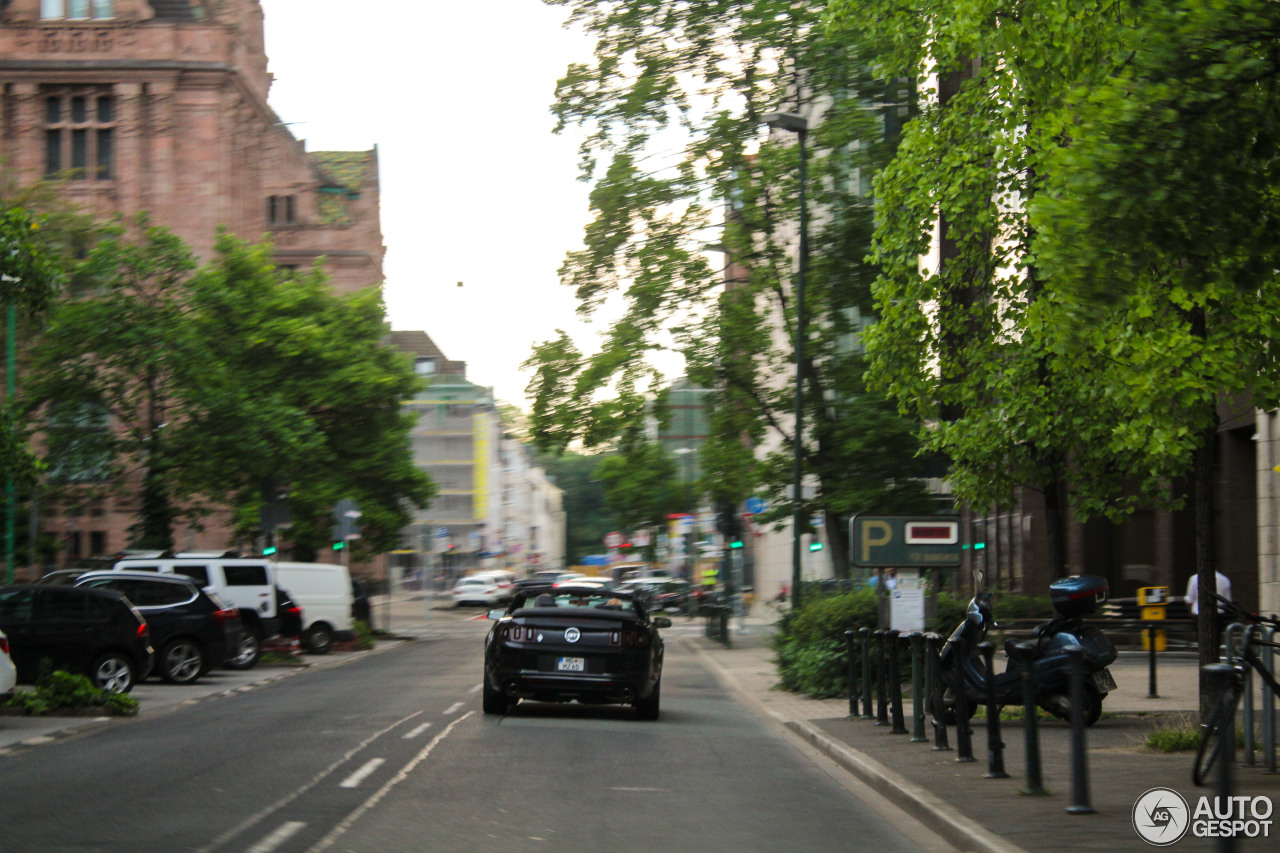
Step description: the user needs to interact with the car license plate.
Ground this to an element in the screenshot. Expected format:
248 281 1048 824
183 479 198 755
1093 668 1117 693
557 657 585 672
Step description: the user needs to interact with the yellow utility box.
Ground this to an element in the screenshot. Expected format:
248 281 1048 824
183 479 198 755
1137 586 1169 651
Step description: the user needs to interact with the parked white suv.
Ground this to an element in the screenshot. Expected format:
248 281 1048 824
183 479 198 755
110 554 281 669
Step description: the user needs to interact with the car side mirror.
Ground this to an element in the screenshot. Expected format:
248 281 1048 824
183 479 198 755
487 609 506 621
652 616 672 629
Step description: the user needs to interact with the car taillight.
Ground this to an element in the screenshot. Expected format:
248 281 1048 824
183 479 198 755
136 622 149 640
617 627 649 648
0 635 8 655
212 607 239 623
507 624 536 642
286 606 302 617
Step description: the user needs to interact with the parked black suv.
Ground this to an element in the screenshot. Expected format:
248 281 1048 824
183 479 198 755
71 571 245 684
0 585 155 692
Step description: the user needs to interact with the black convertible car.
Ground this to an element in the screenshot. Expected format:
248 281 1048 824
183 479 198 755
482 584 670 719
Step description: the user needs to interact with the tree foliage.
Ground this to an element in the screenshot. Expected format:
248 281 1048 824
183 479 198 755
824 0 1280 534
23 222 433 556
527 0 935 575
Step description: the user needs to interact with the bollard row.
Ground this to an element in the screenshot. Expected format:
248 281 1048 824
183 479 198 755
842 627 1097 811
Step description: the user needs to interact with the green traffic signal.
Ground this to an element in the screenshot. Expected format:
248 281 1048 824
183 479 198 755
263 546 277 556
729 539 744 549
808 541 823 552
333 541 345 550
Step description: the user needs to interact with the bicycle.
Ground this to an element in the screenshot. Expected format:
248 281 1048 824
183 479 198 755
1191 594 1280 786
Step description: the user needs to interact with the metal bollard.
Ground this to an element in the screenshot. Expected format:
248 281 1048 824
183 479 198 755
926 633 951 751
978 642 1008 778
888 630 908 734
845 631 858 717
1264 626 1276 773
1012 640 1048 795
1205 663 1237 853
910 632 928 742
1065 646 1096 814
1243 625 1258 767
954 641 975 762
721 607 731 648
860 627 875 719
875 630 889 726
1147 623 1160 699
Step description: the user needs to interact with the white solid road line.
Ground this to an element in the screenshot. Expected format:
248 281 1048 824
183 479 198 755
245 821 306 853
403 721 433 739
339 758 386 789
307 712 475 853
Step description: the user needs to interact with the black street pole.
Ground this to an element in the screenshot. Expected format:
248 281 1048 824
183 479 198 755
764 111 809 613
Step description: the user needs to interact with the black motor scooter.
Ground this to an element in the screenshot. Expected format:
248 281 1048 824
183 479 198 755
935 574 1118 726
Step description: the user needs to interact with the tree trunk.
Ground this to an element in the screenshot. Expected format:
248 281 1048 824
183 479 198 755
1042 474 1068 578
1190 305 1219 722
1194 421 1220 722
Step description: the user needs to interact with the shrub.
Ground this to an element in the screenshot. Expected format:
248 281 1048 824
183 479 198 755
772 589 878 698
5 671 138 717
352 619 377 649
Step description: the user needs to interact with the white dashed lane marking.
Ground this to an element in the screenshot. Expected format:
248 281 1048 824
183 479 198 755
339 758 385 789
245 821 306 853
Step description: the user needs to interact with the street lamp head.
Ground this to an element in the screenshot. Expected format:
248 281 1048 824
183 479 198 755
762 111 808 134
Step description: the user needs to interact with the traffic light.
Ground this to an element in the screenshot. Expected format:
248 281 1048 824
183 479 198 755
262 545 277 557
333 540 345 551
808 540 823 552
729 538 744 550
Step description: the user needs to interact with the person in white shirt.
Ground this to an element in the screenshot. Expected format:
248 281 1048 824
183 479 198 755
1185 571 1233 615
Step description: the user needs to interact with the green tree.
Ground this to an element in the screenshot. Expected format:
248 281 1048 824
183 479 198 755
0 205 66 494
594 440 683 547
24 225 433 556
24 220 198 549
533 449 611 565
173 231 435 558
526 0 933 576
828 0 1280 705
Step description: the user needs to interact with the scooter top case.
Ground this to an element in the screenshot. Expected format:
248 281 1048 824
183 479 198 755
1049 575 1109 617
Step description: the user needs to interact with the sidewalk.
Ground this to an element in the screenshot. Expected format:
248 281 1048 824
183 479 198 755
685 612 1280 853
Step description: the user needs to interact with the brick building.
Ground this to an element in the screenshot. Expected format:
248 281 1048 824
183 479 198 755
0 0 386 567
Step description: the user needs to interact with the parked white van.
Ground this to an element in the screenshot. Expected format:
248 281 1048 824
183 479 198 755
272 562 355 654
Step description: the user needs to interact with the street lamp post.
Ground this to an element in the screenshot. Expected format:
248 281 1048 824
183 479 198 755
763 111 809 612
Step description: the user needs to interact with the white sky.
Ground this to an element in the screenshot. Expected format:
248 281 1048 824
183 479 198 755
259 1 603 408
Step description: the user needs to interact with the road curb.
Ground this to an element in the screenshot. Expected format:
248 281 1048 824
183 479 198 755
783 719 1029 853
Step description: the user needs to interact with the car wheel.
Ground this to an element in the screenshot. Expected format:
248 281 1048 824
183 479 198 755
635 678 661 721
160 638 205 685
225 627 262 670
303 623 333 655
91 652 136 693
482 678 508 715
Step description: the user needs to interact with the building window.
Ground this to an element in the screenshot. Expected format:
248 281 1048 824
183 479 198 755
415 357 437 376
42 0 114 19
43 87 115 181
267 195 296 225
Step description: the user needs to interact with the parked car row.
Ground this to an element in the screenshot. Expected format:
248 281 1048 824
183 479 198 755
0 555 363 695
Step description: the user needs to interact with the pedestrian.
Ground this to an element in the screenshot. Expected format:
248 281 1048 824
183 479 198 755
1185 570 1232 615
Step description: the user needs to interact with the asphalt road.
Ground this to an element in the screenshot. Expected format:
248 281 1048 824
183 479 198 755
0 614 943 853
